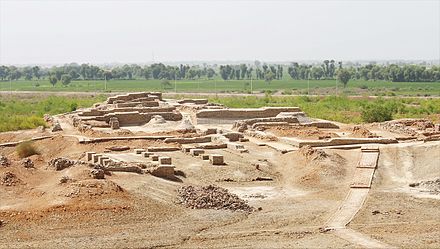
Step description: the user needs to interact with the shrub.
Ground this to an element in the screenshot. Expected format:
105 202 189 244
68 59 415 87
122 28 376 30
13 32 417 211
16 141 39 158
282 89 292 95
70 102 78 111
361 104 393 123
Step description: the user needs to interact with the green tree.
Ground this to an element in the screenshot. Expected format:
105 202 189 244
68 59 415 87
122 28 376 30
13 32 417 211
61 74 72 86
337 68 351 88
49 75 58 87
206 68 216 79
264 71 275 84
32 66 41 80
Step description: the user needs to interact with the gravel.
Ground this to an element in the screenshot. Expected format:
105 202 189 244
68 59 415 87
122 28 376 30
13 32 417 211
0 155 10 167
177 185 254 212
48 157 76 171
21 158 34 168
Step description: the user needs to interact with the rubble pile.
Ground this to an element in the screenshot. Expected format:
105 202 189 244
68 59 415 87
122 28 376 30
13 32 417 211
90 169 105 179
380 119 436 136
48 157 76 171
148 115 166 124
52 122 63 132
21 158 34 168
177 185 254 212
352 126 377 138
43 114 54 123
409 178 440 194
0 155 10 167
1 171 20 186
299 146 329 161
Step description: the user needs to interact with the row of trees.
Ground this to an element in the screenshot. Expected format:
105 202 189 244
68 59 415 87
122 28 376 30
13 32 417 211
0 61 439 83
286 61 440 82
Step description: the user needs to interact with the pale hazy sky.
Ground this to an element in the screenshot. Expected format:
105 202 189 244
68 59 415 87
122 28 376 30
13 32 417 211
0 0 439 64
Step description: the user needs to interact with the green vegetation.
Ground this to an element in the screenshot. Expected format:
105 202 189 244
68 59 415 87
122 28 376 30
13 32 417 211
0 94 438 133
1 78 439 96
0 61 439 96
16 141 39 158
207 95 440 124
0 95 106 132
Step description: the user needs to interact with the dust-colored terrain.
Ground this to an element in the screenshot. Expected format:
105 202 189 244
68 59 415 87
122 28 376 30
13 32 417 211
0 92 439 248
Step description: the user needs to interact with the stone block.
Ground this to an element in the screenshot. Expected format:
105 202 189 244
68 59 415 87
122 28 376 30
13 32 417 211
210 154 224 165
134 149 146 154
142 151 154 158
200 154 209 160
151 165 175 177
159 156 172 165
92 154 102 163
190 149 204 156
86 152 96 161
151 155 159 161
102 159 111 166
99 156 109 165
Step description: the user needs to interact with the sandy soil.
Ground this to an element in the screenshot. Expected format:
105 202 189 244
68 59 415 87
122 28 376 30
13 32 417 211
0 118 439 248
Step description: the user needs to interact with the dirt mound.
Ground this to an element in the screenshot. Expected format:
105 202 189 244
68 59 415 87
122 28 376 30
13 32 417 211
268 126 337 139
352 126 377 138
299 146 329 161
148 115 167 124
48 157 76 171
62 179 124 198
409 178 440 194
177 185 254 212
177 117 195 131
280 149 347 187
0 155 10 167
1 171 21 186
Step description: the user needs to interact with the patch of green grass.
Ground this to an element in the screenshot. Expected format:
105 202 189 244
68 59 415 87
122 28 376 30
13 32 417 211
0 95 106 132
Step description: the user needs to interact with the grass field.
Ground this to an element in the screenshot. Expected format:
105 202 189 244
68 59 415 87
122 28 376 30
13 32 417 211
0 95 106 132
0 78 439 96
0 94 438 132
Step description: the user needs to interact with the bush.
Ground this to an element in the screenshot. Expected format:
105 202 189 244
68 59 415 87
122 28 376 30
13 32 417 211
361 104 393 123
16 141 39 158
70 102 78 111
282 89 292 95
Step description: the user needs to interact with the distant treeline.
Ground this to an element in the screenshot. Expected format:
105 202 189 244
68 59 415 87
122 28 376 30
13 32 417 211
0 60 439 84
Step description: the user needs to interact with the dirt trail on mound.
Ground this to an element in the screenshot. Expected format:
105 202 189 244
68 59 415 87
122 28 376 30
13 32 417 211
324 148 396 248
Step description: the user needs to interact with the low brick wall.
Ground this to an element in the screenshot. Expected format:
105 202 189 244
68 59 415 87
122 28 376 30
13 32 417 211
100 111 182 125
289 137 398 147
196 107 301 119
106 92 162 104
178 99 209 105
116 101 159 108
164 136 211 144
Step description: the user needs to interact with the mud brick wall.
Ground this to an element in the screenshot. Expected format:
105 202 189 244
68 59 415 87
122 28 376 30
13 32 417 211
80 106 176 118
101 111 182 125
295 138 398 147
196 107 301 119
235 116 299 127
116 101 159 108
78 109 103 117
178 99 209 105
106 92 163 104
164 136 211 144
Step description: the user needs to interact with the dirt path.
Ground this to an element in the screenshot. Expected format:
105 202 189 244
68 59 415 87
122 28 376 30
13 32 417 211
324 148 396 248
